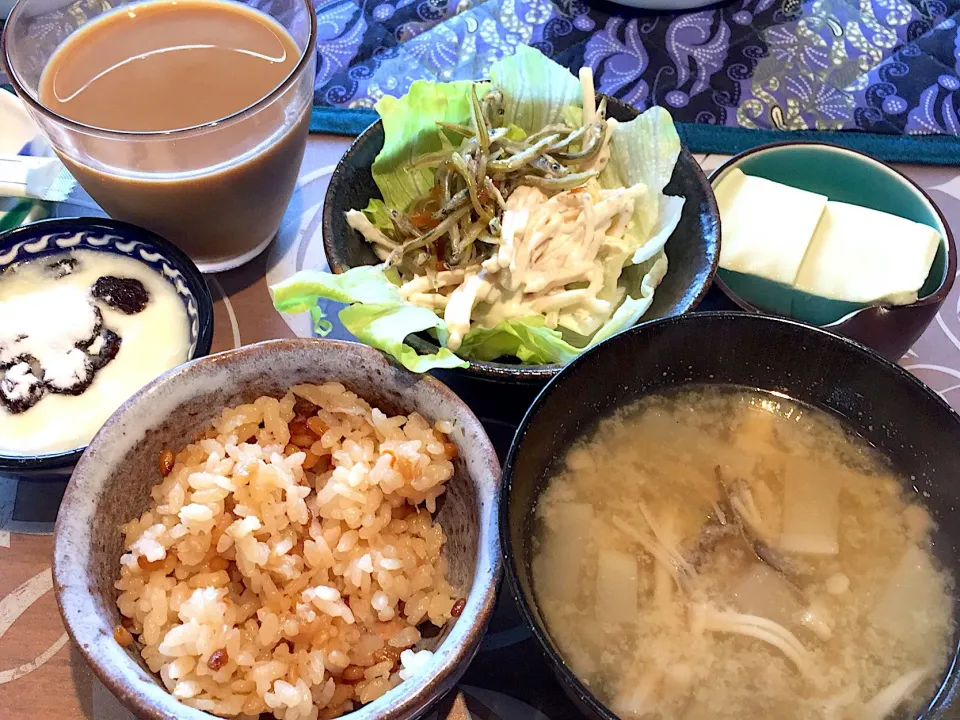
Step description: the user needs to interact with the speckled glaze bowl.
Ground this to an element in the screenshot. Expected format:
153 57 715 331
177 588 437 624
53 338 502 720
709 142 958 361
322 97 721 387
0 217 214 484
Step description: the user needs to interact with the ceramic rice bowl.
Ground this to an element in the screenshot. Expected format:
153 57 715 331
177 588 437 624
53 338 502 720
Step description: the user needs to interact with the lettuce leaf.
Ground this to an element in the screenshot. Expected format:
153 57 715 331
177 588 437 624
490 44 582 131
630 194 684 266
270 266 468 372
589 254 668 346
310 305 333 337
607 106 681 202
372 80 488 211
602 106 685 255
272 265 403 312
270 254 668 370
454 319 581 365
361 199 393 231
339 302 468 372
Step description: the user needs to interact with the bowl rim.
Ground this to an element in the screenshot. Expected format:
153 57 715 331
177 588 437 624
53 337 503 720
499 310 960 720
0 216 215 470
321 99 720 382
2 0 318 139
707 140 959 324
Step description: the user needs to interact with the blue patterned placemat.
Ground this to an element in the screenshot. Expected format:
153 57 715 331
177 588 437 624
11 0 960 163
310 0 960 163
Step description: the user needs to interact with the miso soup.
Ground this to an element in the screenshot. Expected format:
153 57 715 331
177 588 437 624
532 388 955 719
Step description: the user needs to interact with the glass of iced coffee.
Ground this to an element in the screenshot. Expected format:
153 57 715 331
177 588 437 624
3 0 317 272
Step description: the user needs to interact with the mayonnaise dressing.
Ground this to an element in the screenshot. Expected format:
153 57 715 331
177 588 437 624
0 249 190 455
405 177 646 351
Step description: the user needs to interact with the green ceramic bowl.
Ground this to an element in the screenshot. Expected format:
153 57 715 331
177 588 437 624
710 142 957 360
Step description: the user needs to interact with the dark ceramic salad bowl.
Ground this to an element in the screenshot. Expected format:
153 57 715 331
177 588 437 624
501 311 960 720
322 96 721 388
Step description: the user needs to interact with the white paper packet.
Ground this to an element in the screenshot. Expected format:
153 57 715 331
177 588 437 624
0 154 77 203
0 90 77 203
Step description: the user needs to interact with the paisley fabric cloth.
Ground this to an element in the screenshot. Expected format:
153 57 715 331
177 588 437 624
10 0 960 158
315 0 960 128
308 0 960 159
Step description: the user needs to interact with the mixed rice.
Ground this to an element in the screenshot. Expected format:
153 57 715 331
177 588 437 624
114 383 462 719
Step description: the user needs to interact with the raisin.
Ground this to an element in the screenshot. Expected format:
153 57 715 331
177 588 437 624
90 329 122 370
292 396 318 418
92 276 150 314
74 305 104 351
44 352 95 396
0 337 28 370
46 256 79 279
0 360 45 414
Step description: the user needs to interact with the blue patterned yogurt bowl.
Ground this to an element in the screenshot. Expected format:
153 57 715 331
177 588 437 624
0 217 214 480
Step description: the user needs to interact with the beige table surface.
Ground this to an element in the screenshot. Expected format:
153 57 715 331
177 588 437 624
2 135 960 719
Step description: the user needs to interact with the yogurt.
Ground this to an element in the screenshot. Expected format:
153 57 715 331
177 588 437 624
0 249 190 455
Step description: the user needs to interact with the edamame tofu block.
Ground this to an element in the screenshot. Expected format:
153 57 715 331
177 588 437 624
716 168 828 285
794 200 941 305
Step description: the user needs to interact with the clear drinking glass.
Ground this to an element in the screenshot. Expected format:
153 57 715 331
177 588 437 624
2 0 318 272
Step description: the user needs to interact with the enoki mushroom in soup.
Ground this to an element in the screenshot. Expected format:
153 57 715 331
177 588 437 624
532 388 955 720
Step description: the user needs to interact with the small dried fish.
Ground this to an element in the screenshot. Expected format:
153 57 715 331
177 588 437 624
481 87 505 127
529 154 569 178
438 166 452 205
487 135 562 173
446 209 462 263
462 218 488 246
545 124 591 152
521 169 600 191
433 188 470 220
388 209 419 238
390 205 472 261
484 178 507 210
553 122 605 162
450 152 491 222
596 96 608 120
436 121 475 139
351 78 610 274
525 124 573 143
470 84 490 154
412 150 453 168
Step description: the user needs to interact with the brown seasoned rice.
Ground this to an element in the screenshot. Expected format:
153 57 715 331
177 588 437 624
115 383 460 719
